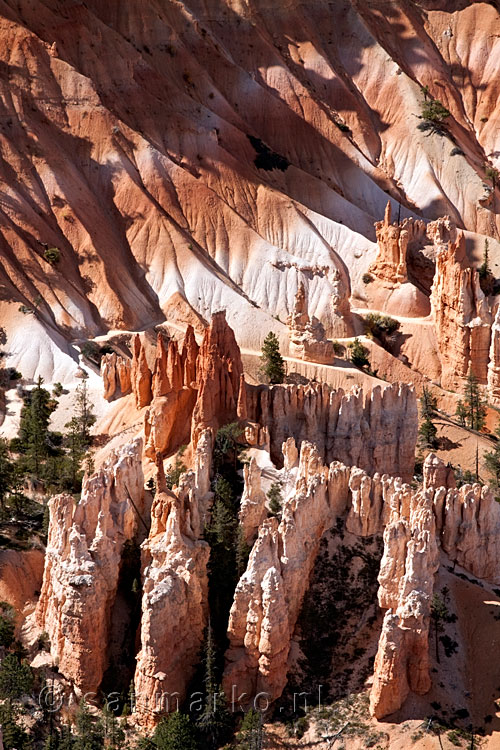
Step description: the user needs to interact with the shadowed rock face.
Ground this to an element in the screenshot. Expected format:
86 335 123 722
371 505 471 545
35 439 145 695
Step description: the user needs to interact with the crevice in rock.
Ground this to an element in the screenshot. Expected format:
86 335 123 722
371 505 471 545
99 537 143 706
278 519 384 715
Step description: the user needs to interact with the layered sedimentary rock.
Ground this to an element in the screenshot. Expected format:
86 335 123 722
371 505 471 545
488 304 500 407
244 381 417 482
101 352 132 401
36 439 145 694
144 329 199 458
287 283 336 364
370 482 439 718
0 549 44 617
370 202 412 283
132 336 153 409
431 232 491 388
239 458 268 546
223 441 351 701
134 430 212 729
433 480 500 584
191 311 243 446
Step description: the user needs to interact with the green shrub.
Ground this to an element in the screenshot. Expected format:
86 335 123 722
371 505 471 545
421 98 450 123
364 312 399 337
362 273 373 284
43 247 61 265
348 338 370 370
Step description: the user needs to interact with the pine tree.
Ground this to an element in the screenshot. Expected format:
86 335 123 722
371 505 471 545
235 525 250 578
64 375 96 492
419 418 438 449
74 701 104 750
0 701 29 750
420 386 437 420
237 709 264 750
455 400 467 427
267 482 283 518
463 369 487 431
0 438 14 514
18 377 58 476
58 723 75 750
260 332 285 384
430 592 450 664
0 601 15 648
154 712 198 750
479 238 490 279
0 654 33 699
349 338 370 370
197 623 232 749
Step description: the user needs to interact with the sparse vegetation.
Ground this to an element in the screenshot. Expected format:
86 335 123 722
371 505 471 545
43 247 61 266
348 338 370 370
267 482 283 518
362 272 373 284
486 165 499 189
419 96 451 134
363 313 399 351
478 238 496 295
165 445 187 489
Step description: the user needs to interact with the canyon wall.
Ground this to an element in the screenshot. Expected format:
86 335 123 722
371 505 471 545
243 380 417 482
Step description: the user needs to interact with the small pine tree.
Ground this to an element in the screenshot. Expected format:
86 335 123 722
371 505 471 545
0 654 33 699
0 601 16 648
235 525 251 578
455 400 467 427
349 338 370 370
479 238 490 279
18 376 58 476
430 592 449 664
463 369 487 431
237 708 264 750
0 438 14 514
419 417 438 449
267 482 283 518
74 701 104 750
260 332 285 385
197 623 232 749
420 386 437 420
154 712 198 750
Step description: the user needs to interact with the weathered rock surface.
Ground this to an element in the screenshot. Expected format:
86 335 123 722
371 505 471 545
100 352 132 401
488 304 500 407
431 232 491 388
370 481 439 718
239 458 268 546
191 311 243 446
244 380 417 482
287 283 337 364
35 439 145 695
0 548 44 618
132 335 153 409
134 431 212 729
370 201 412 284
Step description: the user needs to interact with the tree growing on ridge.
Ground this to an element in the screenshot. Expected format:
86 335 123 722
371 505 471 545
260 332 285 385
